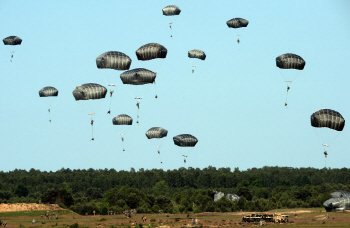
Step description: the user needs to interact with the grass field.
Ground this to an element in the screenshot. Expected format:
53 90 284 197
0 208 350 228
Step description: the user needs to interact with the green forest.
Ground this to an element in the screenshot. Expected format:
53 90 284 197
0 166 349 215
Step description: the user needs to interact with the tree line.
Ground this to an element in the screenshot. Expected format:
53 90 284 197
0 166 349 215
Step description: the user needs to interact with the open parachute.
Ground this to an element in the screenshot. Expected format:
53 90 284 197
146 127 168 164
276 53 305 107
39 86 58 123
188 49 206 73
136 43 167 61
311 109 345 167
162 5 181 16
113 114 133 151
120 68 156 85
39 86 58 97
311 109 345 131
276 53 305 70
73 83 107 141
173 134 198 147
173 134 198 164
188 49 206 60
3 36 22 45
226 18 249 28
96 51 131 114
3 36 22 62
73 83 107 101
226 18 248 44
146 127 168 139
96 51 131 70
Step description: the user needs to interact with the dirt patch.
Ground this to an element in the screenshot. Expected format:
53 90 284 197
0 203 63 212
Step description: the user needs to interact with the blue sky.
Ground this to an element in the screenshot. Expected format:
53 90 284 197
1 1 350 172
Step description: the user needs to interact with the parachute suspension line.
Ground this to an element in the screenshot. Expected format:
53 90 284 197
89 113 95 141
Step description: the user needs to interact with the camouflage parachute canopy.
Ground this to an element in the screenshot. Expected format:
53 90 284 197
120 68 156 85
162 5 181 16
173 134 198 147
39 86 59 97
3 36 22 45
188 49 206 60
146 127 168 139
276 53 305 70
72 83 107 101
226 18 249 28
136 43 167 61
96 51 131 70
112 114 133 125
311 109 345 131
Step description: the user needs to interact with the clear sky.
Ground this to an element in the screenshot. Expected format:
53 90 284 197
1 1 350 172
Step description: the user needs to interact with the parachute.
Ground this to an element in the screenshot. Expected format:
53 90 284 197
188 49 206 60
162 5 181 16
120 68 156 85
73 83 107 101
136 43 167 61
226 18 249 28
311 109 345 167
96 51 132 70
113 114 133 151
173 134 198 165
146 127 168 139
39 86 59 97
276 53 305 107
3 36 22 62
121 68 157 123
276 53 305 70
112 114 133 125
3 36 22 45
96 51 132 114
39 86 58 123
173 134 198 147
162 5 181 37
73 83 107 140
146 127 168 164
311 109 345 131
226 18 248 45
188 49 206 73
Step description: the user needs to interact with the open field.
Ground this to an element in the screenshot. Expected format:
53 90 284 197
0 205 350 228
